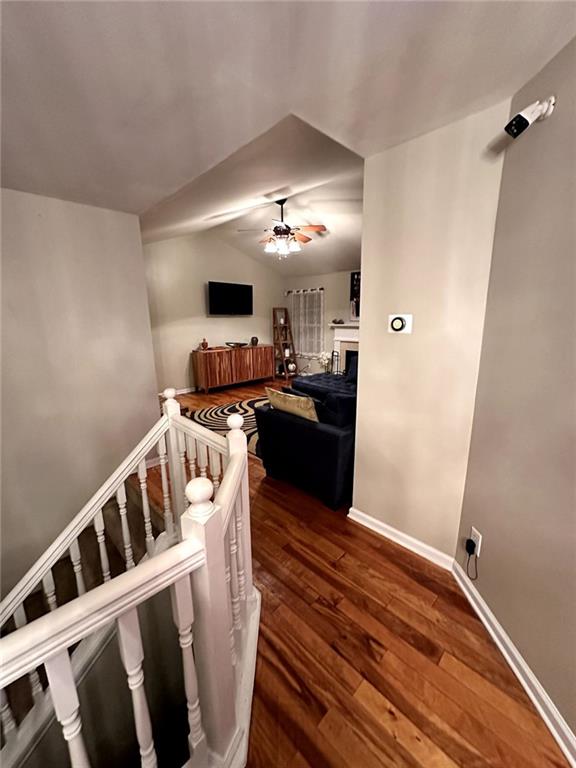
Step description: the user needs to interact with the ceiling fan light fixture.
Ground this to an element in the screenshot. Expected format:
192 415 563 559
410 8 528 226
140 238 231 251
289 237 301 253
276 238 290 256
264 238 277 254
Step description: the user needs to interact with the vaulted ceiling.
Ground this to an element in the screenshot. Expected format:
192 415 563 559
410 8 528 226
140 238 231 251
2 1 574 224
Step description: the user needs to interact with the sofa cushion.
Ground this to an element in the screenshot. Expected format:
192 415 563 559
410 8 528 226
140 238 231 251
265 387 319 422
282 386 356 427
291 373 356 400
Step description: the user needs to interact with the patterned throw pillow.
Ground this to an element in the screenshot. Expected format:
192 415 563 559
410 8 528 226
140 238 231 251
265 387 319 423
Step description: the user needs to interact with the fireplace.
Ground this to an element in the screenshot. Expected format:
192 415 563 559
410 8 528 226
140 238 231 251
345 349 358 373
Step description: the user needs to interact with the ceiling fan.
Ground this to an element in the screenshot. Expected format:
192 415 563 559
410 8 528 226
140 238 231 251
238 198 327 259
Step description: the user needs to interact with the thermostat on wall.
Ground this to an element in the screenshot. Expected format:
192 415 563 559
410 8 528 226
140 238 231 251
388 314 413 333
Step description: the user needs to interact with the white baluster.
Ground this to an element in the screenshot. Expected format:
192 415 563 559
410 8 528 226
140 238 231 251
93 510 111 582
181 478 237 757
234 498 247 604
42 570 58 612
69 539 86 595
138 460 155 557
14 606 43 701
223 530 237 667
208 448 222 492
177 431 188 508
158 435 175 539
44 651 91 767
171 577 208 767
117 608 157 768
162 390 186 531
116 483 135 569
227 414 254 601
185 434 197 480
0 689 17 741
227 516 241 633
196 441 208 479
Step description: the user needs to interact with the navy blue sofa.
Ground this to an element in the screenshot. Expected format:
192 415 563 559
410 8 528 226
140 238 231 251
254 358 358 509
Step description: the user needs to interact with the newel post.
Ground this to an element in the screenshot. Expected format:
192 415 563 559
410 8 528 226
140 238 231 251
162 388 186 536
227 415 254 601
181 477 238 760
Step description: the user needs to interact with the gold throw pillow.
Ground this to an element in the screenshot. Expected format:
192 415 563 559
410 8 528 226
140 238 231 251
265 387 319 423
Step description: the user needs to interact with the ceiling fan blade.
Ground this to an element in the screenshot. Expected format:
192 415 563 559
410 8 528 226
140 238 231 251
259 236 272 244
294 232 312 244
297 224 327 233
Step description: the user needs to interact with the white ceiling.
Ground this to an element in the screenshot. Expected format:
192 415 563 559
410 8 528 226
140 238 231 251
2 1 575 220
140 114 364 243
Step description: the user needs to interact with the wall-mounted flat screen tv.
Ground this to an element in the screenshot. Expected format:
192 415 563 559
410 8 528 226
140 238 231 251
208 281 253 316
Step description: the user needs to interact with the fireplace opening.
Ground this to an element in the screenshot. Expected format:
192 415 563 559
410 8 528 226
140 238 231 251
345 349 358 374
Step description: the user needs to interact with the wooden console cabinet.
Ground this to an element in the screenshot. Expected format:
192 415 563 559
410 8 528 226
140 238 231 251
192 345 274 393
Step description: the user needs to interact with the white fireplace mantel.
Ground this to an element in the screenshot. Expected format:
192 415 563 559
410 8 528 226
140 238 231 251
330 323 359 357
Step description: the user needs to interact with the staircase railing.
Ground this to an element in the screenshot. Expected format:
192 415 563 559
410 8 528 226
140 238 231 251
0 389 259 768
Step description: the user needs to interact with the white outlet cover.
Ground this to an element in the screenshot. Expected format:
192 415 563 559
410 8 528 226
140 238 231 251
471 526 483 558
388 314 413 333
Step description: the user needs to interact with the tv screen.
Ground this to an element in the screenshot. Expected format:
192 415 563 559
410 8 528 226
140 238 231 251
208 281 253 316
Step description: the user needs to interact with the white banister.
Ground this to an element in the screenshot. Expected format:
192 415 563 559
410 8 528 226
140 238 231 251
0 416 170 626
181 478 237 760
170 576 208 767
117 608 157 768
170 414 228 455
162 389 186 532
0 539 205 689
44 651 91 768
137 459 155 557
93 510 111 582
116 483 135 570
69 539 86 596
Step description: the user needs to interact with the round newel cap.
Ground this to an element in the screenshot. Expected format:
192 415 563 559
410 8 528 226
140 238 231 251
185 477 214 505
227 413 244 431
163 387 177 400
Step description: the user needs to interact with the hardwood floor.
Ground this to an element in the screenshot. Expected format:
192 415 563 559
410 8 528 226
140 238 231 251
177 384 568 768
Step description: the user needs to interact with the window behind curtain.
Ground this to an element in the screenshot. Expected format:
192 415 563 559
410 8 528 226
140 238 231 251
287 288 325 357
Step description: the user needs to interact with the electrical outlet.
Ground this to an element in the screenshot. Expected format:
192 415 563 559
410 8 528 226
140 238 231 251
470 527 482 558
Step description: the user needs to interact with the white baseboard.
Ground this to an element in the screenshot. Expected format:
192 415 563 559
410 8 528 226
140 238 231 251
453 562 576 767
347 507 454 571
158 387 195 396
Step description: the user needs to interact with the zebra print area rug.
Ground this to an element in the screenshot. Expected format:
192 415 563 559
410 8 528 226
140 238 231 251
182 397 268 456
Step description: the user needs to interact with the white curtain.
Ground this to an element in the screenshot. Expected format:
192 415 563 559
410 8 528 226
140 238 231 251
288 288 325 357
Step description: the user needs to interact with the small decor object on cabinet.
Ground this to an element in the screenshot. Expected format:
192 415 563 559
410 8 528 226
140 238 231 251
250 336 259 346
287 361 297 373
200 338 209 350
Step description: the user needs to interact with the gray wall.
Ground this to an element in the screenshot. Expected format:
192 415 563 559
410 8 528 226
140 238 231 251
1 189 159 594
457 39 576 729
354 100 508 556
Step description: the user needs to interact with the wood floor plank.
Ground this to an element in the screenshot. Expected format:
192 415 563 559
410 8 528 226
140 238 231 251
354 680 461 768
439 652 557 739
259 612 418 768
387 596 531 706
382 653 567 768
